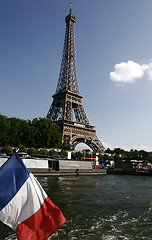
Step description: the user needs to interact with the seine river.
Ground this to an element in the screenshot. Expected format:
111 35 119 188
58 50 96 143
1 174 152 240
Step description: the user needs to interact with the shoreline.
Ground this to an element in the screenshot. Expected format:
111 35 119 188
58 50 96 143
32 171 107 176
107 168 152 176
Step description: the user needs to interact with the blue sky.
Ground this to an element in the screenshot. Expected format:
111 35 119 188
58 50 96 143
1 0 152 151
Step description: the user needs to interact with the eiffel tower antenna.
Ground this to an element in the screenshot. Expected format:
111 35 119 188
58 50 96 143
70 2 72 13
47 8 105 152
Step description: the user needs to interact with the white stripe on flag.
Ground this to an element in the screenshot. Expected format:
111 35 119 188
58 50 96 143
0 173 47 230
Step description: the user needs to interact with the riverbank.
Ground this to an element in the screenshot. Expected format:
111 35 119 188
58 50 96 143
31 169 106 176
107 167 152 176
0 155 106 176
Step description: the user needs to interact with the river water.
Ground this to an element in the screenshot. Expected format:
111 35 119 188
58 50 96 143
1 174 152 240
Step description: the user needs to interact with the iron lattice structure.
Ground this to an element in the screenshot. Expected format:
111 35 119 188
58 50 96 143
47 9 105 152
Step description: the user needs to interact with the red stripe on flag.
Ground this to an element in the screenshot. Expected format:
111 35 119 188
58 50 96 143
16 197 66 240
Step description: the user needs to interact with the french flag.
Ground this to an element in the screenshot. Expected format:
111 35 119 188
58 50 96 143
0 152 66 240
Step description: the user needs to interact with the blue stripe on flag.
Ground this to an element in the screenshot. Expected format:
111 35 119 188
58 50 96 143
0 152 30 210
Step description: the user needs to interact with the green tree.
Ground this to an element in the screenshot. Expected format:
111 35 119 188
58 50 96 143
2 146 13 154
49 149 57 156
139 150 149 158
31 118 61 148
7 117 20 146
71 151 83 159
114 155 123 168
105 148 112 154
61 143 71 150
0 115 10 146
39 148 49 156
129 149 139 158
113 148 127 158
28 147 38 156
18 119 31 147
18 145 27 153
60 150 67 158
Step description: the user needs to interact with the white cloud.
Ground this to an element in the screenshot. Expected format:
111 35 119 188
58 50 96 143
143 62 152 80
110 60 152 83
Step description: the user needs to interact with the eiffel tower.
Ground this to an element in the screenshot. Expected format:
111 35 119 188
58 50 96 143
47 7 105 152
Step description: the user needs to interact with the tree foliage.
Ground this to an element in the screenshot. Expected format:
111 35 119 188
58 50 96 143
0 115 61 148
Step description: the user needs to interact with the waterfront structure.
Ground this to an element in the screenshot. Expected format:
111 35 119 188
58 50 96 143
0 155 106 175
47 8 105 152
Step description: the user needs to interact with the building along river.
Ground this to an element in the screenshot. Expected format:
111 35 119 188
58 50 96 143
1 174 152 240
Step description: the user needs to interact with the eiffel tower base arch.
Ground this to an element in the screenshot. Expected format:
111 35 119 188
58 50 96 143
60 121 105 153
